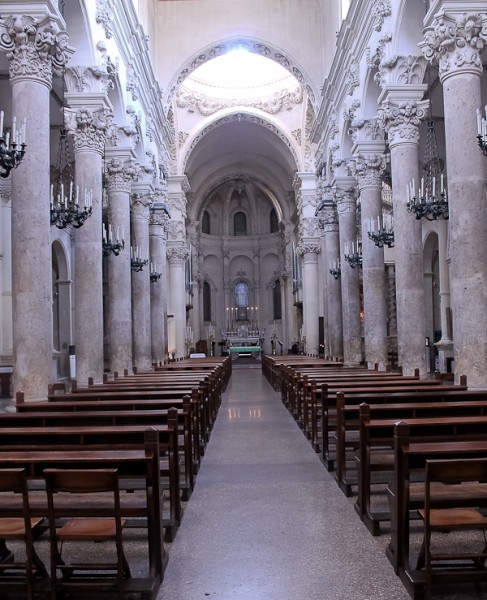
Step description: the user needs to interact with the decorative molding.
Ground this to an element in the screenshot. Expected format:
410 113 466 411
126 61 140 101
298 217 321 238
373 0 391 32
0 15 73 86
420 12 487 79
377 100 427 146
95 0 114 39
345 59 360 95
167 244 190 262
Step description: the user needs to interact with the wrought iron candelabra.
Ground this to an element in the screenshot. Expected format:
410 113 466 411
131 246 149 272
406 120 449 221
343 240 362 268
476 107 487 157
150 262 162 283
50 183 93 229
102 223 125 257
366 213 395 248
329 259 341 280
0 113 26 178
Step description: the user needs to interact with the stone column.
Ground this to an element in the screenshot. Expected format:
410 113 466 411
131 189 152 371
0 181 12 363
280 223 297 352
167 246 189 358
149 202 169 365
65 101 110 385
104 150 139 374
294 173 321 355
0 13 72 399
166 175 190 358
420 11 487 386
352 151 389 369
377 96 428 375
320 202 343 360
334 180 363 365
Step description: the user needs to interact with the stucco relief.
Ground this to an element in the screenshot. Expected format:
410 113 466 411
420 12 487 77
377 100 427 146
373 0 391 32
95 0 114 39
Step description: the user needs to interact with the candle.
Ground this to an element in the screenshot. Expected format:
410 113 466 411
477 108 482 136
0 111 4 138
11 116 16 145
440 173 444 194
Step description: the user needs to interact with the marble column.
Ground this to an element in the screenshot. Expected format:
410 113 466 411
334 181 362 365
104 150 139 374
65 102 109 385
377 97 428 375
131 189 152 371
149 204 169 365
353 154 389 370
0 181 12 362
0 14 72 399
297 242 321 355
167 245 189 358
321 203 343 360
420 11 487 386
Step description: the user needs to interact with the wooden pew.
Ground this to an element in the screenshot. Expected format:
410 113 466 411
0 430 166 599
353 400 487 535
0 406 196 501
0 424 181 542
386 423 487 599
318 382 469 471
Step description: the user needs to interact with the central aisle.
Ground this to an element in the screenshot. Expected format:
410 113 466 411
159 367 409 600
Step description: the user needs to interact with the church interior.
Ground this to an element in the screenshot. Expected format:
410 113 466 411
1 1 487 599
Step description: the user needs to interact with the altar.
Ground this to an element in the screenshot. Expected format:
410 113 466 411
223 325 265 359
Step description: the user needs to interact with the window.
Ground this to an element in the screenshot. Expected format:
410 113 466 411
273 279 282 320
270 208 279 233
203 281 211 322
202 210 210 234
234 281 249 320
234 211 247 236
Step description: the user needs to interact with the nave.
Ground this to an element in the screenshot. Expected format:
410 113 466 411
159 366 411 600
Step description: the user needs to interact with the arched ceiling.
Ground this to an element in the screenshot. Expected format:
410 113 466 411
184 117 297 208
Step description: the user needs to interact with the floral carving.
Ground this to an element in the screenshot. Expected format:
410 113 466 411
105 157 140 193
377 101 427 146
96 0 114 39
373 0 391 32
65 107 111 155
420 12 487 77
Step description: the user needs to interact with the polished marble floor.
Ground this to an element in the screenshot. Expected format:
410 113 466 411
158 367 411 600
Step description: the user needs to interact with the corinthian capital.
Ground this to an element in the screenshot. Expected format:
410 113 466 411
65 107 110 155
333 186 358 214
377 100 428 147
167 244 189 263
105 157 140 193
349 155 386 190
420 12 487 80
296 242 321 257
0 15 74 86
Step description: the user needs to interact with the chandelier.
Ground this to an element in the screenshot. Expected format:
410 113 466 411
344 239 362 268
407 119 448 221
150 262 162 283
366 212 394 248
50 118 93 229
0 112 26 178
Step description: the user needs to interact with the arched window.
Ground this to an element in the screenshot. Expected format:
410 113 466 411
270 208 279 233
202 210 210 234
234 281 249 320
233 211 247 236
273 279 282 320
203 281 211 322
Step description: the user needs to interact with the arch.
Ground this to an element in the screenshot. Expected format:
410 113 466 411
163 37 319 115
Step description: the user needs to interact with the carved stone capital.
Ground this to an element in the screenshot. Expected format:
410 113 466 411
349 155 386 190
167 245 189 264
377 100 428 147
131 194 151 220
319 204 339 231
420 12 487 81
149 211 170 236
0 15 74 86
296 242 321 257
105 157 140 193
333 186 358 214
298 217 321 239
65 107 110 155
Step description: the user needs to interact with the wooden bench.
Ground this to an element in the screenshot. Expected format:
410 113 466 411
354 402 487 535
0 424 181 542
386 424 487 599
318 382 469 471
0 430 166 599
0 406 196 501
